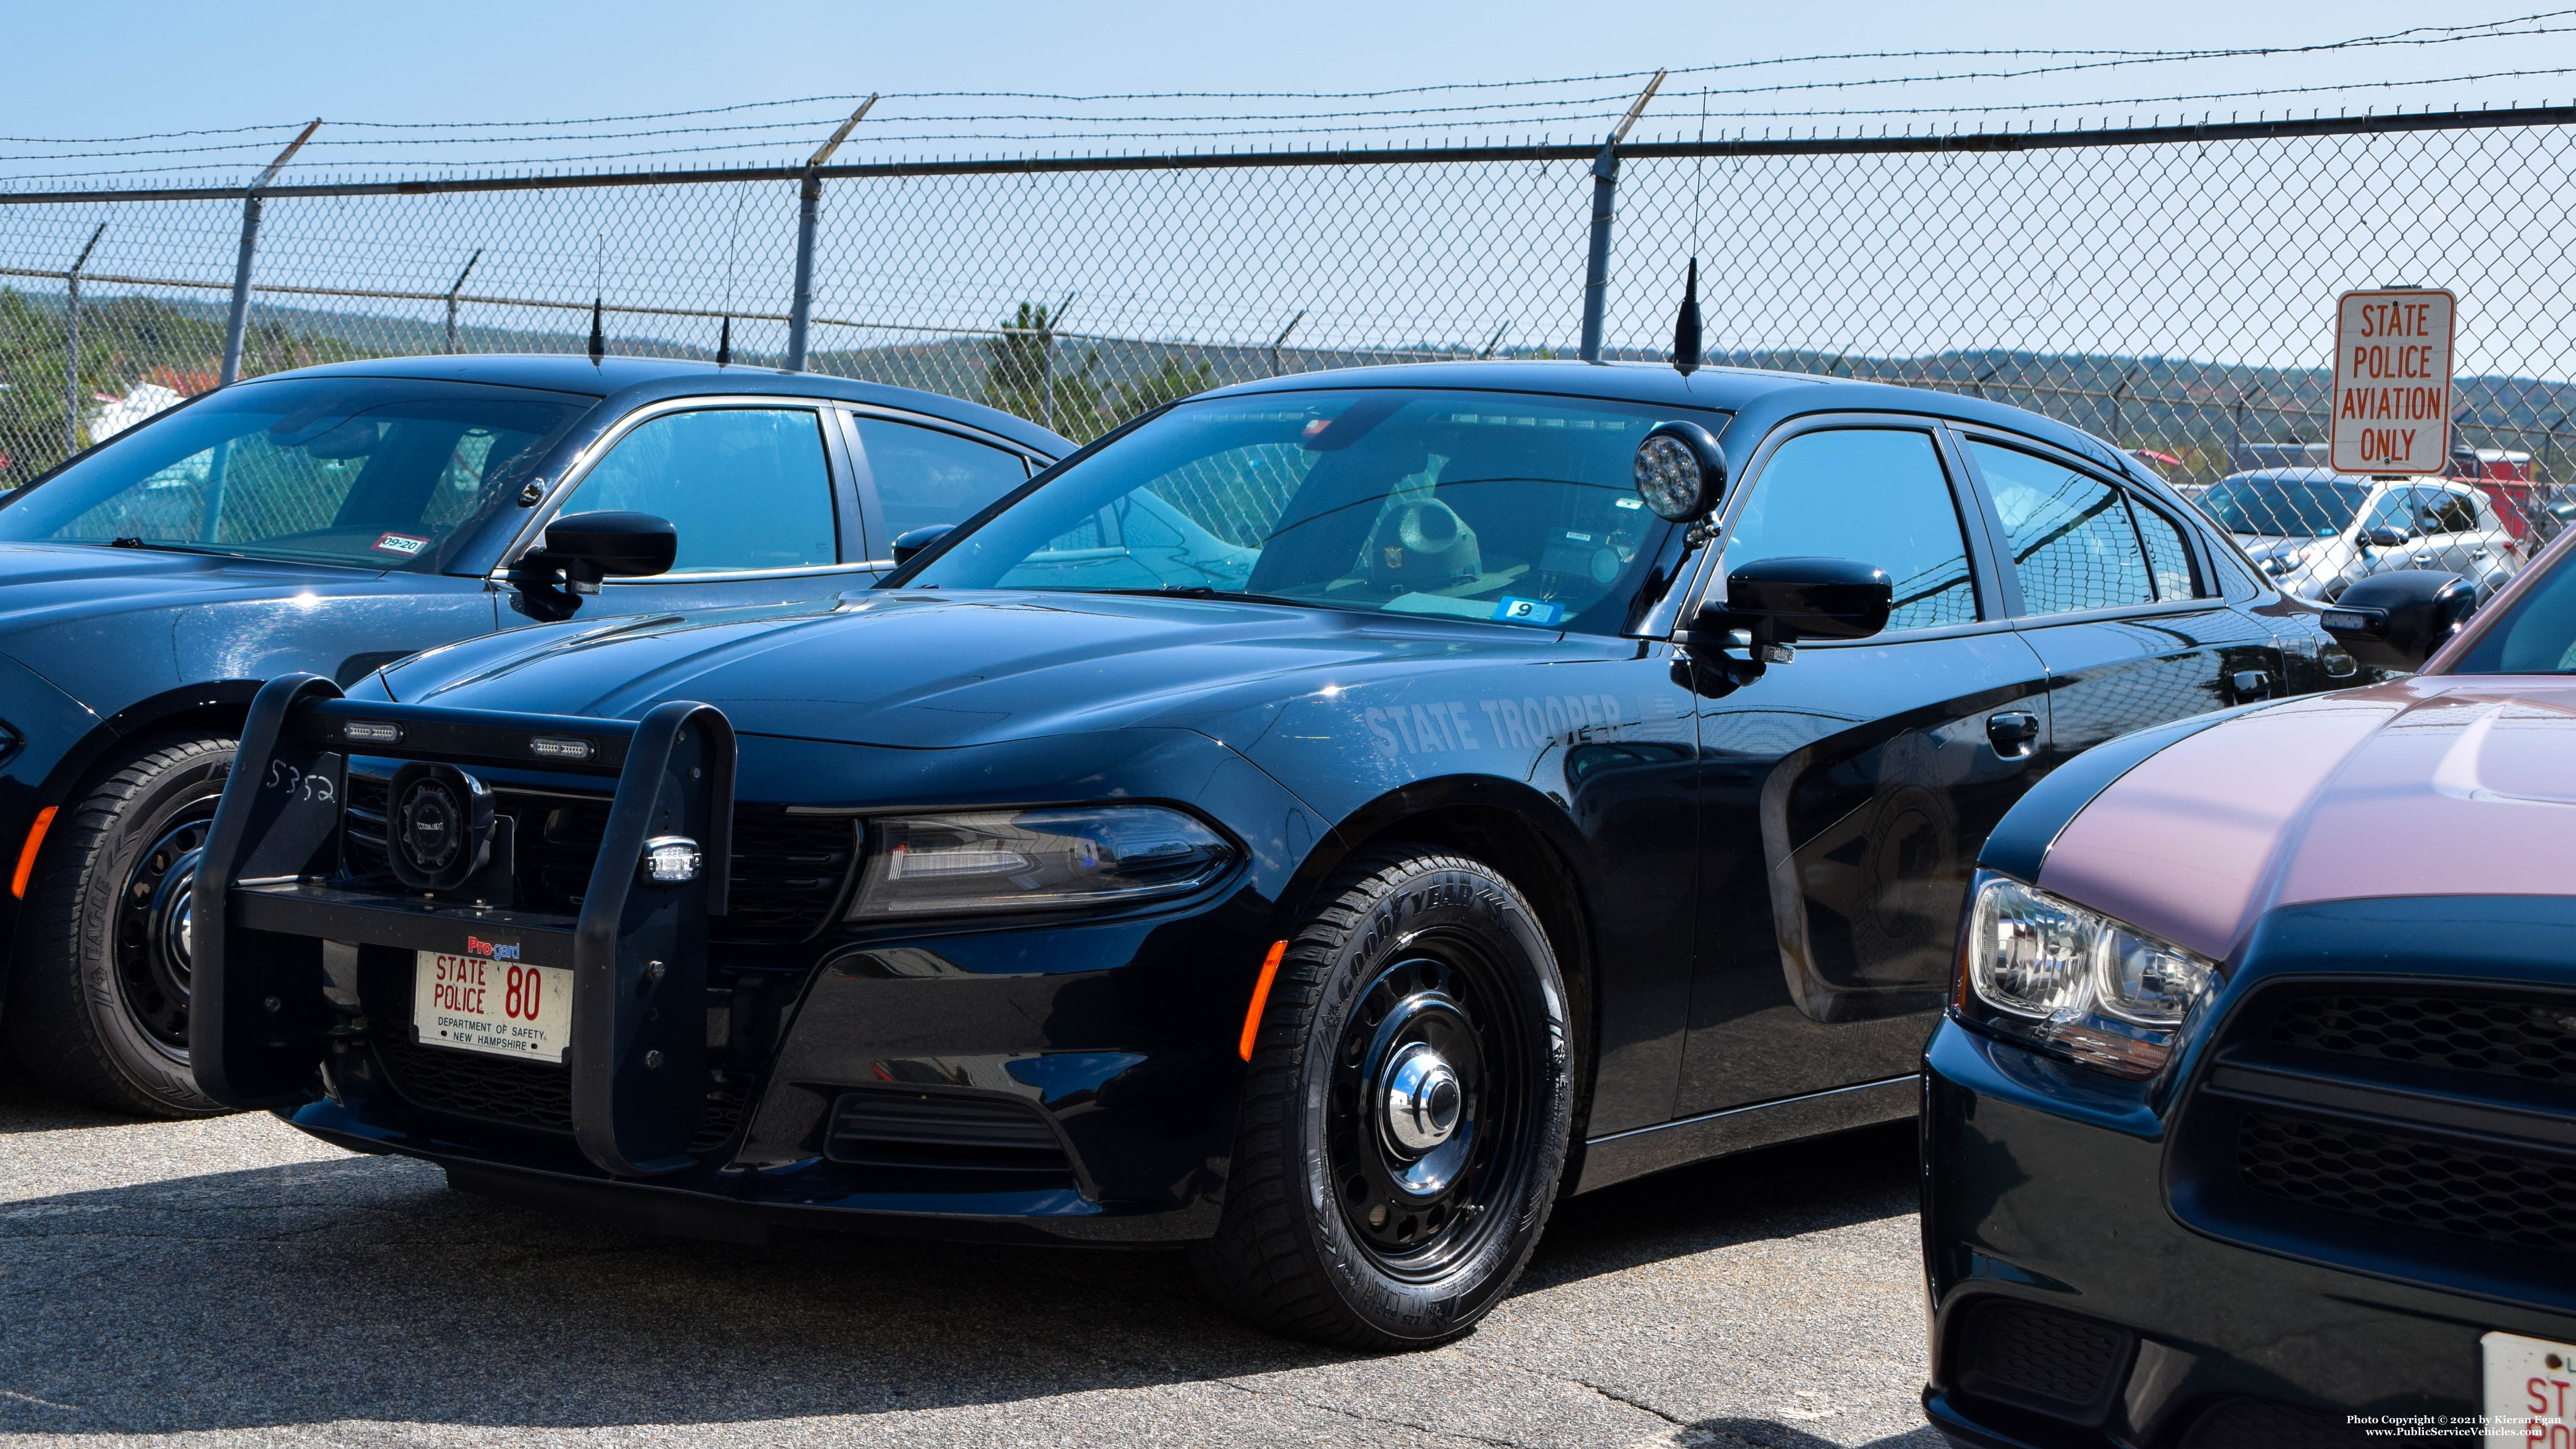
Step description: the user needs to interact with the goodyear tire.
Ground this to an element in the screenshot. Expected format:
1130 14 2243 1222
1192 848 1574 1350
5 734 236 1118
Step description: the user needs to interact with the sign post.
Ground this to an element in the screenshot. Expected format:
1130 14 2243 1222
2330 288 2457 474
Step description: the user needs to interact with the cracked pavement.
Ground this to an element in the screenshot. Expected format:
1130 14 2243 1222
0 1075 1943 1449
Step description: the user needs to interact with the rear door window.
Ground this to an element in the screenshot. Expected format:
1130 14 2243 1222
558 407 837 573
2130 499 2201 600
849 417 1032 552
1970 442 2155 615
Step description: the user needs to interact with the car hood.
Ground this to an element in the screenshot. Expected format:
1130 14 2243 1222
0 541 381 629
2033 677 2576 960
377 590 1563 750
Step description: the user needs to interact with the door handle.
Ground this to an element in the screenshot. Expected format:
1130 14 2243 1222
2231 669 2272 701
1985 710 2040 760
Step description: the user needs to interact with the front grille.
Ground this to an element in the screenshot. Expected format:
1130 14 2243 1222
2272 993 2576 1087
376 1036 573 1132
374 1037 753 1154
2177 1398 2367 1449
341 771 859 942
2236 1109 2576 1255
824 1088 1072 1176
1951 1299 2134 1424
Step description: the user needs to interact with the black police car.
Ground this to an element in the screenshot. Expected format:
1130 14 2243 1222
196 359 2354 1349
0 355 1063 1116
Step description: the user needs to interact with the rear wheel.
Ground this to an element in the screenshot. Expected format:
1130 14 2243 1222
6 734 236 1118
1191 848 1574 1350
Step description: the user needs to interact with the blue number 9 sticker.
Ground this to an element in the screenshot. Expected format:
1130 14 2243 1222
1491 597 1565 625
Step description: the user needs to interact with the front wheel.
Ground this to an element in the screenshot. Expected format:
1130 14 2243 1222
1191 848 1574 1350
5 734 236 1117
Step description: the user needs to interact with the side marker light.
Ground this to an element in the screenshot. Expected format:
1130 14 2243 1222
11 806 56 899
1238 940 1289 1062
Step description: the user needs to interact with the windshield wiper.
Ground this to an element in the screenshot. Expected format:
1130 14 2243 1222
1085 584 1322 608
107 537 240 557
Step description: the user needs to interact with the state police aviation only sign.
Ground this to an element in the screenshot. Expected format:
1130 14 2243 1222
2331 288 2456 475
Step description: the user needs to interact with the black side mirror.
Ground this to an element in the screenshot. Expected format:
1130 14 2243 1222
2322 569 2479 671
542 511 678 590
890 524 956 567
2364 524 2415 548
507 511 676 623
1686 555 1893 661
1632 421 1728 521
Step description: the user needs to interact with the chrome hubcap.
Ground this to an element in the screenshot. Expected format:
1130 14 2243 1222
1381 1043 1462 1157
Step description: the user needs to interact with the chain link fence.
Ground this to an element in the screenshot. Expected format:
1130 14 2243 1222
6 106 2575 598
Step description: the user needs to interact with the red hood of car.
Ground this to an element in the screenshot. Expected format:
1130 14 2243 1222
2036 676 2576 961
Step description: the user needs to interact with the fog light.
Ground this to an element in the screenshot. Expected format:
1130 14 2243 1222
641 836 701 885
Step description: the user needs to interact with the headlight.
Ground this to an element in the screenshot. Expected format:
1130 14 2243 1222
1957 875 2221 1078
847 805 1236 919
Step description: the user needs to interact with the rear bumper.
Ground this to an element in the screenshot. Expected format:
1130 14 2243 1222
1921 1019 2576 1449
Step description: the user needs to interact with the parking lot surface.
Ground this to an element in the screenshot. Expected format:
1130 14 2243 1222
0 1076 1937 1449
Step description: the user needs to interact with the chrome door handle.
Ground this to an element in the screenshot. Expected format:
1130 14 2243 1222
1985 710 2040 760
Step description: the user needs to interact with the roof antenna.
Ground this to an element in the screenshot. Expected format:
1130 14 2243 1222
716 314 733 367
1672 257 1703 376
588 230 606 364
717 186 743 368
1675 86 1707 377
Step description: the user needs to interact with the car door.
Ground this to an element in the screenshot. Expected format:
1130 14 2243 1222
502 400 871 621
1963 432 2283 764
1676 418 2053 1115
2409 482 2509 586
841 410 1041 565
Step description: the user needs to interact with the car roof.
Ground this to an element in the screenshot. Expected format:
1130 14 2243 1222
241 353 1071 456
1199 359 2132 471
2217 466 2474 493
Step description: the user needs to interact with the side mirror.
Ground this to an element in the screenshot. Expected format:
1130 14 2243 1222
1687 556 1893 659
1633 421 1728 521
541 511 678 592
2321 569 2479 671
2364 524 2414 548
890 524 956 567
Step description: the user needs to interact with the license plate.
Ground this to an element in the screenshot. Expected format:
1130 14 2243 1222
2482 1330 2576 1449
413 949 572 1063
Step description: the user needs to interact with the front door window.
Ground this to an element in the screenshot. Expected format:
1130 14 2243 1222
560 408 837 573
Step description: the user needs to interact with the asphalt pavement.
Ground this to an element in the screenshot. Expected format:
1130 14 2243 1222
0 1072 1940 1449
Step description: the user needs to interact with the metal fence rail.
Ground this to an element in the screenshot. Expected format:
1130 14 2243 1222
5 104 2574 596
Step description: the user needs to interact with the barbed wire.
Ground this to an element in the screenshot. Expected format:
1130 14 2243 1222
3 10 2570 185
3 7 2565 151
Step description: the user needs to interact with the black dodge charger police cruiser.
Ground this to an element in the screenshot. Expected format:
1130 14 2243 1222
195 359 2356 1349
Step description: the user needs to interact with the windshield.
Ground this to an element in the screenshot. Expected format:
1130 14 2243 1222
2195 474 2367 538
907 389 1728 632
0 377 590 571
2451 552 2576 673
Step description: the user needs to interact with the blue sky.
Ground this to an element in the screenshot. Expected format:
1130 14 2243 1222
6 1 2574 182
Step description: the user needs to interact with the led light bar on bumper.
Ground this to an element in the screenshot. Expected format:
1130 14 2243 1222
847 805 1235 919
1957 874 2221 1078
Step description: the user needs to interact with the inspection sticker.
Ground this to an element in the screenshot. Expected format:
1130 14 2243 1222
372 531 430 556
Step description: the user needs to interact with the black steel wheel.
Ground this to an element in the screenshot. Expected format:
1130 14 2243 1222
5 733 237 1117
1192 847 1574 1350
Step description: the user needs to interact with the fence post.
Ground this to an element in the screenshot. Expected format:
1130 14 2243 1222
1579 72 1666 364
786 97 877 372
218 120 321 388
62 222 105 458
443 248 482 354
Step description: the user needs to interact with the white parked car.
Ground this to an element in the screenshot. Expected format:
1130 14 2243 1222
2193 467 2520 601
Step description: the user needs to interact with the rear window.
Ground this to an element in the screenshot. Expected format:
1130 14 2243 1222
0 377 590 571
